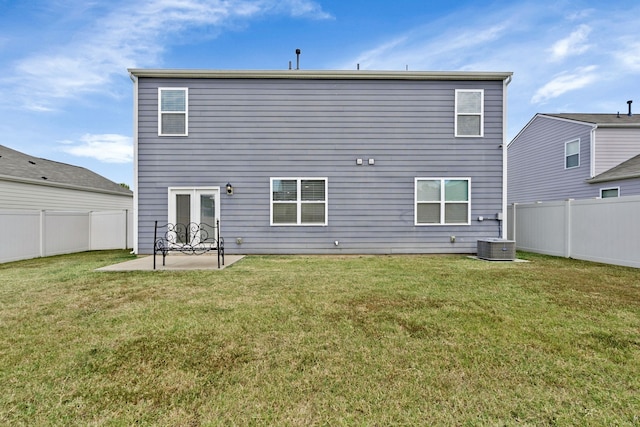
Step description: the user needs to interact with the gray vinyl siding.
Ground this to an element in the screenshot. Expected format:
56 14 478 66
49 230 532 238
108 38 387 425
137 77 506 254
0 179 133 211
508 116 595 203
593 127 640 175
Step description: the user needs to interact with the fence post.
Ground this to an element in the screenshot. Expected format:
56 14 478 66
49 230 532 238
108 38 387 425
564 199 573 258
40 210 45 258
88 211 93 250
124 209 129 249
512 203 517 243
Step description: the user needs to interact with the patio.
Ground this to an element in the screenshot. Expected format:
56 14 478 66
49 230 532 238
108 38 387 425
96 253 245 271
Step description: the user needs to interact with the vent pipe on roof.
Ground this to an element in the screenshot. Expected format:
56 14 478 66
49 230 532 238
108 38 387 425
295 49 301 70
627 100 633 116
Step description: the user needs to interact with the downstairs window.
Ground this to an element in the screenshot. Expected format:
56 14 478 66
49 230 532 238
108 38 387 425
271 178 327 226
415 178 470 225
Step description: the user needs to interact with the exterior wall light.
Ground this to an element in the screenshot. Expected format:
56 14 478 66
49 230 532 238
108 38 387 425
226 183 234 195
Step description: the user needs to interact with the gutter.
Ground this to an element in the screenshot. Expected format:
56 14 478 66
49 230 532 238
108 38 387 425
587 172 640 184
0 174 133 197
128 68 513 81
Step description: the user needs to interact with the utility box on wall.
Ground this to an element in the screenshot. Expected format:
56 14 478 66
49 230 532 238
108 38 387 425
477 239 516 261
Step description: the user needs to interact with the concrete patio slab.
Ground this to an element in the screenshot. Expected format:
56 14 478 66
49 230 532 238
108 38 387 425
97 254 245 271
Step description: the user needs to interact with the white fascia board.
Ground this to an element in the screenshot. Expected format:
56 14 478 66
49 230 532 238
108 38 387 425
128 69 513 81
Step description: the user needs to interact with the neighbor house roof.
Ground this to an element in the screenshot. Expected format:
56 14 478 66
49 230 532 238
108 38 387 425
509 112 640 148
542 113 640 127
587 153 640 184
0 145 132 196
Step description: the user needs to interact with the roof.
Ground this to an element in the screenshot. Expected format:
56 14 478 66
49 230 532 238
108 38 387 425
0 145 132 196
542 113 640 127
587 153 640 184
128 69 513 81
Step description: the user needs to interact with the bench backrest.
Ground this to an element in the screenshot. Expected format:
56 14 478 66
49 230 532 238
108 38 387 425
154 220 220 248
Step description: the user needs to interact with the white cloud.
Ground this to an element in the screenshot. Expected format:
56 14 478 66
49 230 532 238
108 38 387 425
549 24 592 61
531 65 599 104
614 41 640 71
351 36 409 69
62 134 133 163
339 21 511 71
276 0 333 19
6 0 331 111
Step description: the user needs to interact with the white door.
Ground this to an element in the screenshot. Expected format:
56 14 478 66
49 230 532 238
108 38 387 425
168 187 220 244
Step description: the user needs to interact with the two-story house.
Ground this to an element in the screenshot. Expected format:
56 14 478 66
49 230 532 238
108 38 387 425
129 69 513 255
508 110 640 204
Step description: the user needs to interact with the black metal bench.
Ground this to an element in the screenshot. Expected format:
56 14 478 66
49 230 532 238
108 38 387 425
153 220 225 269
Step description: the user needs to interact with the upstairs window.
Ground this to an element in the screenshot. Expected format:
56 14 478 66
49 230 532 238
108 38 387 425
565 139 580 169
159 88 188 136
455 89 484 137
271 178 327 226
415 178 470 225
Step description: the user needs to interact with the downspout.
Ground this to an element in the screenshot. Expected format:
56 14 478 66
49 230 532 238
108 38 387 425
129 71 139 254
590 125 597 178
501 74 512 239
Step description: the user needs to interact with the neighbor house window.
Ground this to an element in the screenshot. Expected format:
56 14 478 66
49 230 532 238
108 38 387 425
159 88 188 136
455 89 484 137
565 139 580 169
600 187 619 198
415 178 470 225
271 178 327 226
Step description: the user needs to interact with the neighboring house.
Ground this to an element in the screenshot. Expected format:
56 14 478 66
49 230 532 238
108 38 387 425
129 69 513 255
0 144 133 211
508 111 640 204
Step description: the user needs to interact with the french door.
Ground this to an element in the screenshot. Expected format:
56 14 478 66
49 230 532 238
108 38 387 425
168 187 220 244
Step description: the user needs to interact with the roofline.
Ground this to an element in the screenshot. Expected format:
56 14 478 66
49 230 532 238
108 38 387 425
507 113 597 149
539 114 640 128
0 174 133 197
127 69 513 81
587 172 640 184
536 114 599 127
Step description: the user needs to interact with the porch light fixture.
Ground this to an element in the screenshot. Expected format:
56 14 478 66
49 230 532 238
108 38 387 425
226 182 234 195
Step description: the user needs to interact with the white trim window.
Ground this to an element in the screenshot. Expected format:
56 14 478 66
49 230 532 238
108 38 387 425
455 89 484 137
415 178 470 225
600 187 619 198
159 88 188 136
565 139 580 169
271 178 327 226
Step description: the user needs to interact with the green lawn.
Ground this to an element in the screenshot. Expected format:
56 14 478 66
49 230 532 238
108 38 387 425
1 251 639 425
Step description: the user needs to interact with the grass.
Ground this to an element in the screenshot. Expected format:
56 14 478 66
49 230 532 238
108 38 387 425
1 250 639 425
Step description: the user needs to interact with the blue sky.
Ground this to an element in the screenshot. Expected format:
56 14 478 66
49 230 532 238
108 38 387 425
1 0 639 188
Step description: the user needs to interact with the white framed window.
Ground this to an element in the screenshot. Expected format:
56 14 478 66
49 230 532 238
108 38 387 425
600 187 619 198
455 89 484 137
415 178 470 225
565 139 580 169
271 178 327 226
159 88 188 136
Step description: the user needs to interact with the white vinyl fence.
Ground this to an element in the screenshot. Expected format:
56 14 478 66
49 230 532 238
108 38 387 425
507 196 640 268
0 209 132 263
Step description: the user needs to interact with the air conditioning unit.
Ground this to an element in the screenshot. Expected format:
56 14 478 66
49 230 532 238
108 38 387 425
477 239 515 261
